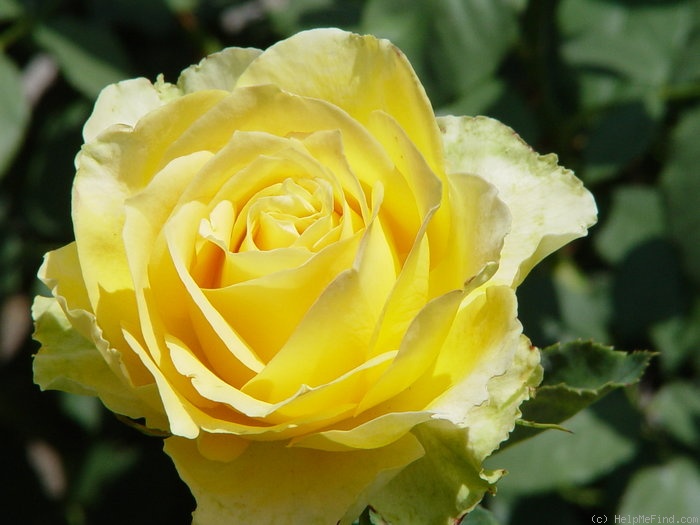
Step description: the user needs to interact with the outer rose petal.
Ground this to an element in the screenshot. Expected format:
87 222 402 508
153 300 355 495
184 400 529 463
164 432 424 525
451 335 542 461
83 47 261 142
369 420 500 525
177 47 262 93
438 115 597 286
369 337 541 524
37 244 168 430
236 28 444 173
32 295 168 430
83 78 174 143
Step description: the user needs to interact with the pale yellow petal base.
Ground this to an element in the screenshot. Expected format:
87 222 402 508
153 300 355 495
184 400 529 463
164 432 424 525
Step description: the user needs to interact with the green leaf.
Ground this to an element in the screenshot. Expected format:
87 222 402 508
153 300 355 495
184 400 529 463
33 16 130 98
517 261 612 351
0 0 21 20
438 78 506 117
594 185 666 264
648 381 700 450
671 29 700 85
362 0 518 107
612 239 687 342
509 341 652 444
650 300 700 376
0 52 30 179
489 401 637 496
268 0 360 35
361 0 430 63
429 0 518 98
23 101 89 238
540 341 652 391
618 457 700 518
559 0 695 89
582 100 660 184
58 391 103 433
551 260 611 344
72 442 139 505
660 105 700 286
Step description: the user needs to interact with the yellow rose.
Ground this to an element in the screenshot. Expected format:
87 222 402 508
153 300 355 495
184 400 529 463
33 28 596 524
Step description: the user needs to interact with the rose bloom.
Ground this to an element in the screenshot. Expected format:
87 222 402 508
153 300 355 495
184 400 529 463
33 29 596 524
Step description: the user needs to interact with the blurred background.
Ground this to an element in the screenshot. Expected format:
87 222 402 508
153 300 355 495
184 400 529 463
1 1 699 524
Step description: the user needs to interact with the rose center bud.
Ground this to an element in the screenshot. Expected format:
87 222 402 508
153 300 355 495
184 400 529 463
190 173 352 292
240 177 341 252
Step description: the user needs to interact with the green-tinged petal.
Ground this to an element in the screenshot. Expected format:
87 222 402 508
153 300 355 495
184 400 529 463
39 242 155 393
32 296 167 429
164 432 424 525
237 28 444 173
83 78 171 143
358 288 536 522
178 47 262 93
446 335 541 461
425 286 522 424
438 115 597 286
40 243 94 340
369 420 501 525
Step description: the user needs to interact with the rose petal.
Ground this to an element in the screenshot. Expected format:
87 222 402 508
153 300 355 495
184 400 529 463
160 85 395 179
356 290 464 415
369 420 501 524
369 336 541 523
166 331 395 428
39 244 93 339
290 410 432 452
73 91 229 362
199 233 362 366
164 431 424 525
121 328 201 438
444 334 542 461
241 217 396 402
237 28 444 174
83 78 170 143
164 202 268 379
395 286 521 412
123 151 215 357
439 115 597 286
368 233 431 358
429 172 511 297
32 295 167 429
366 109 443 262
177 47 262 93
